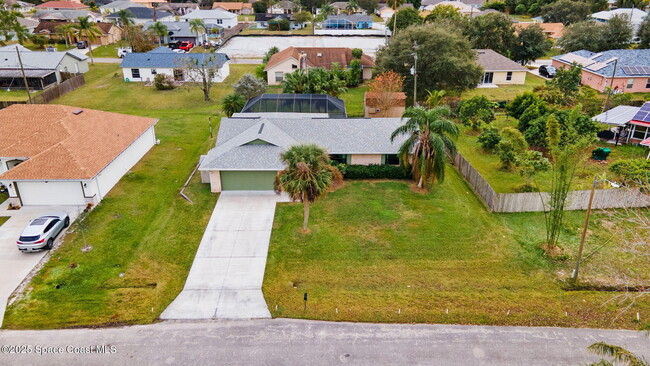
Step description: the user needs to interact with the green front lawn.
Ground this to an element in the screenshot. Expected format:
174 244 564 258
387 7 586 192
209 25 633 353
0 217 8 227
90 44 120 58
2 64 276 329
462 74 546 102
264 177 649 329
340 85 368 117
241 24 314 35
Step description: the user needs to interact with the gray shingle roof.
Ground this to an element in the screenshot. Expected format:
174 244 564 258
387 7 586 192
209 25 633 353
120 51 229 68
143 21 197 38
200 117 408 171
106 7 172 19
0 50 87 70
553 49 650 78
99 1 145 10
476 49 528 72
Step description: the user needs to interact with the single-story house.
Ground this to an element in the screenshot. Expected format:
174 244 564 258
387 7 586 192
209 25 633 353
551 49 650 93
0 104 158 206
422 0 480 15
323 14 373 30
3 0 35 13
515 22 564 40
35 1 89 11
143 21 209 44
627 102 650 144
0 48 89 90
179 9 238 28
130 0 169 8
33 9 103 22
34 21 122 46
212 2 253 15
264 46 375 85
269 0 296 14
99 0 146 14
120 49 230 83
475 49 528 86
253 13 306 30
364 92 407 118
156 2 198 16
591 8 647 33
105 7 173 24
376 3 413 20
199 114 407 192
420 0 486 7
330 2 364 14
592 102 650 144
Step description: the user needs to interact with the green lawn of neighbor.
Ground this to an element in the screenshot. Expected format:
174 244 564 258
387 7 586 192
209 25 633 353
455 116 648 192
1 63 276 329
0 216 8 227
462 74 546 102
340 84 368 117
241 24 314 35
0 191 7 203
263 177 649 329
90 44 120 58
543 47 563 59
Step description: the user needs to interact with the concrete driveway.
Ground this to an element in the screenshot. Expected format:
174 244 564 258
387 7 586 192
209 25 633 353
0 200 82 327
161 191 289 320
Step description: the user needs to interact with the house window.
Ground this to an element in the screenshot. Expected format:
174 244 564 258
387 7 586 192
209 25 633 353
646 78 650 89
632 125 649 140
506 71 512 81
292 64 297 69
151 69 157 75
217 19 223 24
482 72 493 84
383 154 400 165
329 154 348 165
275 71 284 82
131 68 140 78
626 79 634 89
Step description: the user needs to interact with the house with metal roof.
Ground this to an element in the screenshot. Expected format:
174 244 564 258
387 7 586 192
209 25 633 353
105 6 173 24
0 48 88 90
323 14 373 30
179 9 238 28
199 115 407 191
475 49 528 86
120 49 230 83
551 49 650 93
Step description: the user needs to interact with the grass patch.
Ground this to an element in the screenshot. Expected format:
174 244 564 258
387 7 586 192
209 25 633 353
462 74 546 102
264 177 649 329
339 84 368 117
0 216 8 227
90 44 120 58
543 47 563 59
241 24 314 35
0 63 280 329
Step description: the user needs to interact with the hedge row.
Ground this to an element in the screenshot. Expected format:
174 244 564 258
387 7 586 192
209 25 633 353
338 164 411 180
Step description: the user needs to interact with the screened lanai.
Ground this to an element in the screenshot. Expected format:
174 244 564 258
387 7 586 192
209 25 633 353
240 94 347 118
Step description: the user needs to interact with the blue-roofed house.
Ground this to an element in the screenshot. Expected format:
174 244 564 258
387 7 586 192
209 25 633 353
323 14 373 30
105 7 173 24
120 49 230 83
551 49 650 93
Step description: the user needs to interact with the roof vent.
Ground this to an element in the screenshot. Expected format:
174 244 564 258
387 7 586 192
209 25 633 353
72 109 83 115
317 53 322 57
258 123 265 134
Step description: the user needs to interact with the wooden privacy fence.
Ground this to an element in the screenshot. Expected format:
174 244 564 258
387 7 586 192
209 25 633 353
452 153 650 213
33 74 85 104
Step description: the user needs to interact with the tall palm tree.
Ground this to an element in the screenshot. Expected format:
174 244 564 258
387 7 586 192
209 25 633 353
12 24 30 45
345 0 358 15
274 144 341 231
148 21 168 46
73 16 102 64
188 18 206 43
387 0 404 36
390 106 459 188
116 9 134 36
587 342 648 366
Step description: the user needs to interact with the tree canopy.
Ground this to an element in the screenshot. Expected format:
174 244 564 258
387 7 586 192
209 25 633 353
540 0 590 25
465 12 517 57
387 7 424 32
558 17 632 52
511 24 551 65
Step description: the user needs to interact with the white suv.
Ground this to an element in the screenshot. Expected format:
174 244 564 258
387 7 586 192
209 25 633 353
16 213 70 252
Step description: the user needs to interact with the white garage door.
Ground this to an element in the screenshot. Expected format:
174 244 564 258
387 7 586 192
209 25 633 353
17 181 85 206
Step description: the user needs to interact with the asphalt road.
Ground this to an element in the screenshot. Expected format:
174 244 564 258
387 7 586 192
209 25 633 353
0 319 648 365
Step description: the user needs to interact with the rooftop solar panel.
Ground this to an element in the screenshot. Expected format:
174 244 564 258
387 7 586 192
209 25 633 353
631 102 650 122
622 66 650 75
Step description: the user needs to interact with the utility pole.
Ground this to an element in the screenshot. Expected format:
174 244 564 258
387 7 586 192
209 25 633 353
572 180 597 283
412 42 419 107
602 58 618 112
16 46 32 104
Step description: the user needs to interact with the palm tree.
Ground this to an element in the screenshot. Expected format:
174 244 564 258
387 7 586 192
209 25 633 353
188 18 206 43
221 93 246 117
12 24 30 45
587 342 648 366
56 23 75 47
148 21 168 46
390 106 459 188
345 0 358 15
116 9 135 36
73 16 102 64
387 0 404 36
425 90 446 108
274 144 341 231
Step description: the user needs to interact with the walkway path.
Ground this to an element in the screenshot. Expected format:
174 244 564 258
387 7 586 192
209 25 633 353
161 191 289 320
0 319 647 365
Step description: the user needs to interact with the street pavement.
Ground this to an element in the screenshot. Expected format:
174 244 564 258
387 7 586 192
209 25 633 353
0 200 83 327
0 319 648 365
161 192 289 320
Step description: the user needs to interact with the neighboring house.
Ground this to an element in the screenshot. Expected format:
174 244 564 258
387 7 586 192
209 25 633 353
364 92 407 118
33 9 103 22
421 0 486 6
3 0 35 12
198 111 407 192
422 0 480 15
120 49 230 83
1 17 39 41
323 14 373 29
105 7 173 24
0 105 158 207
627 101 650 144
142 21 209 44
376 3 413 20
515 22 564 40
35 1 89 10
591 8 647 33
551 49 650 93
264 46 375 85
254 13 306 30
99 1 146 14
130 0 169 8
591 102 650 144
475 49 528 86
156 2 199 16
0 49 89 90
592 104 640 142
34 21 122 46
269 0 296 14
179 9 238 28
212 2 253 15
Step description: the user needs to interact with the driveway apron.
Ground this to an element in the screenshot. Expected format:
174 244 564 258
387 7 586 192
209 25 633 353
161 191 289 320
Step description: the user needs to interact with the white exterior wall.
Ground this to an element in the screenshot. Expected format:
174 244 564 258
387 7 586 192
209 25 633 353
350 154 382 165
185 17 237 28
265 58 298 85
58 55 90 74
123 61 229 83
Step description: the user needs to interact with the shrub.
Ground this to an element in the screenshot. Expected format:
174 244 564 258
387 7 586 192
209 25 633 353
477 126 501 150
351 48 363 59
457 95 496 130
341 164 411 179
154 74 175 90
609 159 650 186
506 92 539 119
515 4 526 14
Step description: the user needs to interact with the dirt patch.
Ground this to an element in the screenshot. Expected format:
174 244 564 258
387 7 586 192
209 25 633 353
95 84 109 88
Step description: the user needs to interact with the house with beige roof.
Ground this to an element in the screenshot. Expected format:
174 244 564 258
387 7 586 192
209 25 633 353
264 46 375 85
475 49 528 86
0 105 158 206
212 1 253 15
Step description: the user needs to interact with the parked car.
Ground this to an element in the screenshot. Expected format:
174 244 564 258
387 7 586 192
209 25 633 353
16 213 70 252
168 41 181 50
539 65 556 78
117 47 133 58
179 41 194 52
76 41 88 49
